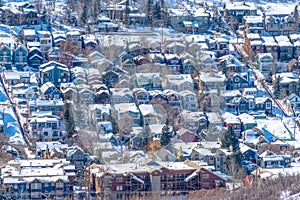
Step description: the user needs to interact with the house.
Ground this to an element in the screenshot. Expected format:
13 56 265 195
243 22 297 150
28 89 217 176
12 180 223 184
40 82 62 100
222 112 242 136
97 121 113 135
102 70 119 88
77 86 95 105
132 88 150 105
12 85 38 100
52 31 66 48
274 73 300 98
181 110 208 133
240 143 259 163
29 99 64 116
180 90 199 111
88 104 112 126
243 88 257 97
110 88 134 104
238 113 257 131
260 155 291 168
149 90 167 104
164 89 182 109
288 93 300 111
138 104 158 126
28 113 65 141
66 145 85 170
39 61 70 87
165 74 194 92
95 90 110 104
60 82 77 101
264 13 298 36
262 36 279 61
275 36 294 62
35 141 68 159
199 72 226 93
228 95 249 114
3 71 32 86
255 97 272 115
90 160 227 199
133 73 162 91
114 103 140 127
178 128 199 143
37 31 52 53
0 159 74 200
223 1 257 30
154 148 176 162
28 47 44 68
243 15 264 35
214 148 232 173
256 53 275 77
226 73 250 90
13 44 27 70
118 51 134 70
164 53 181 73
0 44 12 69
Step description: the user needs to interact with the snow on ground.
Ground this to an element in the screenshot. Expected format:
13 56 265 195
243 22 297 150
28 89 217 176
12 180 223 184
256 117 291 140
267 162 300 176
1 106 26 146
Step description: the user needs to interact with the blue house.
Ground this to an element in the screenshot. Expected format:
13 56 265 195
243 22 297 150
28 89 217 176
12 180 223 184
39 61 70 87
13 44 28 70
40 82 62 100
28 47 44 68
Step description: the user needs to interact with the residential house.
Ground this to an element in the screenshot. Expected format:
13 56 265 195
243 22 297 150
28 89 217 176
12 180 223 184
37 31 52 53
0 44 12 69
114 103 140 127
222 112 242 136
149 90 167 104
164 53 181 73
40 82 62 100
60 82 77 101
275 36 293 62
199 72 226 93
178 128 199 143
288 93 300 111
110 88 134 104
274 73 300 98
52 31 66 48
0 159 74 200
255 97 272 115
28 113 65 141
27 47 44 68
118 51 134 70
226 73 250 90
13 44 27 70
164 89 182 109
3 71 32 86
139 104 158 126
12 85 38 100
181 110 208 133
95 90 110 104
223 2 257 30
214 148 232 173
29 99 64 116
260 155 291 168
132 88 150 105
244 15 264 35
256 53 275 77
66 145 85 170
264 13 298 36
88 104 112 126
39 61 70 87
102 70 119 88
179 90 199 111
77 86 95 105
97 121 113 135
165 74 194 92
228 95 249 114
133 73 162 91
66 31 81 49
90 160 227 200
238 113 257 131
240 143 259 163
35 141 68 159
179 51 197 74
243 88 257 97
262 36 279 61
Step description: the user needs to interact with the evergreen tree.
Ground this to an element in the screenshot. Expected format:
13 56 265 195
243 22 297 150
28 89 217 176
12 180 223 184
64 102 77 138
80 2 89 26
141 124 151 150
160 124 171 146
147 0 153 25
273 75 281 99
221 126 239 152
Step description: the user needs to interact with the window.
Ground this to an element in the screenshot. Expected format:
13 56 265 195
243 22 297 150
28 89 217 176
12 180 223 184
116 185 123 191
116 177 123 182
31 182 41 190
202 174 210 179
56 182 64 189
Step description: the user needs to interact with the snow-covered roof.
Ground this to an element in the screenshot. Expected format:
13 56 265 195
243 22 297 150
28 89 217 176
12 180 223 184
114 103 139 114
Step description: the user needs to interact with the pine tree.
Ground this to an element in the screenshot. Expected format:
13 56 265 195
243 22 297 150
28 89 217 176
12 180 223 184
64 102 77 138
273 75 281 99
80 2 89 26
221 126 239 152
160 124 171 146
141 124 151 150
